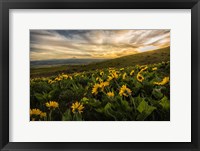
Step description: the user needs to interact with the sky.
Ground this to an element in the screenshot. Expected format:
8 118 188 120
30 30 170 61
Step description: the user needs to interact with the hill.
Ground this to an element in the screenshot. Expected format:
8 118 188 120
31 46 170 78
88 46 170 69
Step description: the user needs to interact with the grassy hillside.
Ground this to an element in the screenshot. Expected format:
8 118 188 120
31 46 170 78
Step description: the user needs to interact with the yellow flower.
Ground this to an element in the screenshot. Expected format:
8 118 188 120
55 76 62 81
122 73 127 80
152 67 157 71
62 74 69 79
119 85 132 97
40 112 47 118
71 101 84 114
130 70 134 76
111 71 118 79
100 71 104 76
99 81 110 91
46 101 59 109
120 68 124 71
48 80 55 84
139 65 148 73
137 73 144 82
154 77 169 86
30 108 41 116
107 75 113 81
107 91 114 97
92 83 100 95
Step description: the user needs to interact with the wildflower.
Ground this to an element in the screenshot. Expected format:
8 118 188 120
107 75 113 81
119 85 132 97
154 77 169 86
71 101 84 114
152 67 157 71
111 71 118 79
107 91 114 97
40 112 47 118
122 73 127 80
55 76 62 81
120 68 124 71
30 108 41 116
100 71 104 76
130 70 134 76
92 83 100 95
48 80 55 84
99 81 109 91
46 101 59 109
96 77 103 82
140 66 148 72
137 73 144 82
62 74 68 79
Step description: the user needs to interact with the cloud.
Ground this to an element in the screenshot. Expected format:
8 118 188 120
30 29 170 61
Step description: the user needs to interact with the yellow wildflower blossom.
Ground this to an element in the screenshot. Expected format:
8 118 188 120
40 112 47 118
107 76 113 81
111 71 118 79
119 85 132 97
46 101 59 109
137 73 144 82
100 71 104 76
107 92 114 97
48 80 55 84
99 81 109 91
154 77 169 86
30 108 41 116
92 83 100 95
130 70 134 76
71 101 84 114
140 66 148 72
120 68 124 71
62 74 68 79
152 67 157 71
122 73 127 80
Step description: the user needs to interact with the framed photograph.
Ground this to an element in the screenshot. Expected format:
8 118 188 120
0 0 199 150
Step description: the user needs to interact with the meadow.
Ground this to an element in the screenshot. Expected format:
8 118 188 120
30 47 170 121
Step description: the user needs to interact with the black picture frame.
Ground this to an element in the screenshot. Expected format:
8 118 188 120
0 0 199 150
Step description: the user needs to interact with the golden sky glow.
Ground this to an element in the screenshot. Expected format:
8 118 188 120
30 30 170 61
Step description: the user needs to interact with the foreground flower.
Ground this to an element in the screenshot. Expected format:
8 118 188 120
99 81 109 90
122 73 127 80
30 108 41 116
119 85 132 97
100 71 104 76
71 101 84 114
152 67 157 71
107 75 113 81
92 83 100 95
137 73 144 82
111 71 118 79
130 70 134 76
46 101 59 109
139 65 148 73
107 91 114 97
40 112 47 118
154 77 169 86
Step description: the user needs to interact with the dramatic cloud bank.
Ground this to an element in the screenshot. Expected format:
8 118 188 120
30 30 170 61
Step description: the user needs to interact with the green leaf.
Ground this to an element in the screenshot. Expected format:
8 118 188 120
137 99 148 113
137 100 156 120
34 93 44 102
62 109 72 121
159 96 170 110
152 88 163 100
